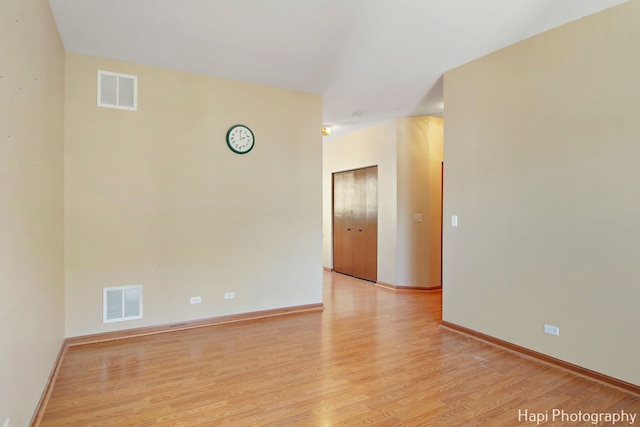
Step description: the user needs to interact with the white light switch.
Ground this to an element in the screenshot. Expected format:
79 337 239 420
451 215 458 227
413 213 423 222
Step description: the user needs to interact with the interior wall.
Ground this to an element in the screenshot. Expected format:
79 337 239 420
322 120 398 285
64 53 322 337
396 117 443 288
0 0 66 425
443 1 640 385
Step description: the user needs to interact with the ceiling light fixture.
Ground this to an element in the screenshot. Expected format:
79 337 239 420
322 124 332 136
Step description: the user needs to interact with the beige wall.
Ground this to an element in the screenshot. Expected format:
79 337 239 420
396 117 443 288
0 0 66 425
323 117 443 288
443 1 640 385
65 53 323 337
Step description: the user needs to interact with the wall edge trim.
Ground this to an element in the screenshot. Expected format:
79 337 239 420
440 320 640 397
30 341 69 426
375 281 441 292
66 303 324 347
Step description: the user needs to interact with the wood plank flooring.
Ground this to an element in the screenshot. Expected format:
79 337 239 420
39 272 639 426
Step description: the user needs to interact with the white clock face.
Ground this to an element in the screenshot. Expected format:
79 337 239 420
226 125 255 154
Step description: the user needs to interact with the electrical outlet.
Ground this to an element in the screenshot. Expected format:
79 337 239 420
4 417 10 427
544 324 560 336
224 292 235 300
189 296 201 304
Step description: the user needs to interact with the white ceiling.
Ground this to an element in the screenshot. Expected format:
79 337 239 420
49 0 628 138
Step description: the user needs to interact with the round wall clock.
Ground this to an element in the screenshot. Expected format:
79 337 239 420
226 124 255 154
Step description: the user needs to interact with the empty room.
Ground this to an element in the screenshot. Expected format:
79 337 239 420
1 0 639 426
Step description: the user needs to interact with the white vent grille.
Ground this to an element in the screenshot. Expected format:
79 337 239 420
97 70 137 111
103 284 143 323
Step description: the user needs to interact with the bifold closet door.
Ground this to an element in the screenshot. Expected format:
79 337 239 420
332 166 377 282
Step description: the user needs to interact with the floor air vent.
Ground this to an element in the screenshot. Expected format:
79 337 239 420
103 284 143 323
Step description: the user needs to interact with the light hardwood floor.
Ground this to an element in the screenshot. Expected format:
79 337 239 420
39 272 639 426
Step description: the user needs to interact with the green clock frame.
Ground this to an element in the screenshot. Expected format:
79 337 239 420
226 124 255 154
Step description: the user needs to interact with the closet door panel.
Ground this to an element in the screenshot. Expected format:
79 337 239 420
351 169 366 279
332 171 354 275
333 167 377 282
363 166 378 282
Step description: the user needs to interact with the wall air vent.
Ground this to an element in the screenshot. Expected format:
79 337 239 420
97 70 137 111
103 284 143 323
